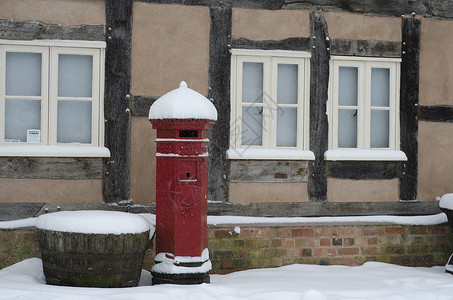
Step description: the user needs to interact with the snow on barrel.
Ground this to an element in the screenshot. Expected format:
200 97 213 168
36 210 153 288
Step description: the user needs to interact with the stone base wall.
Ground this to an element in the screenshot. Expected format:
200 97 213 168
1 224 452 274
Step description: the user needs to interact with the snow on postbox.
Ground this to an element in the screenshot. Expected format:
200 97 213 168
148 81 217 285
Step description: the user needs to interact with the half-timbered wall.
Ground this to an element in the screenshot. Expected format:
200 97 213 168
1 0 453 217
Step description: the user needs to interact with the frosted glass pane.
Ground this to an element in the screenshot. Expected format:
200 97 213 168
6 52 41 96
371 110 389 148
277 107 297 147
57 101 92 143
5 99 41 142
241 106 262 146
242 62 263 103
58 54 93 97
338 109 357 148
371 68 390 107
338 67 358 106
277 64 298 104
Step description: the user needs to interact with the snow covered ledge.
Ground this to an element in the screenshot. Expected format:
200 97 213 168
0 145 110 157
324 149 407 161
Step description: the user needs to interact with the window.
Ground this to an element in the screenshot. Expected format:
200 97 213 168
228 50 313 160
326 56 406 161
0 40 107 156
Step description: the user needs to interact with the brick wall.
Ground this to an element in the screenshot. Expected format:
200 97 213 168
2 224 452 273
204 224 453 274
0 228 40 269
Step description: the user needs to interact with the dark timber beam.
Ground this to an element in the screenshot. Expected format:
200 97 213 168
309 11 329 202
134 0 453 19
419 105 453 123
103 0 133 203
328 161 399 180
231 37 311 52
208 0 232 202
399 17 421 201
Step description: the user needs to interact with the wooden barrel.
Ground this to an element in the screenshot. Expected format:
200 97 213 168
36 211 151 288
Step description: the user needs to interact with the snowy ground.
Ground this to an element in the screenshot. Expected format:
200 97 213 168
1 258 453 300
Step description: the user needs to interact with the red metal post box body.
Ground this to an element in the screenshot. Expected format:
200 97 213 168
152 120 213 258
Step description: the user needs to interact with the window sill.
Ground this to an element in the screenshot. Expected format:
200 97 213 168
324 149 407 161
0 145 110 157
227 148 315 160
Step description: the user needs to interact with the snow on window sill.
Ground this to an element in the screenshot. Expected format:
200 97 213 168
0 145 110 157
227 148 315 160
324 149 407 161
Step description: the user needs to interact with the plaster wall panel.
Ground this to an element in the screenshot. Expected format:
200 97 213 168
0 0 105 25
418 121 453 201
0 179 102 203
327 178 399 202
130 117 156 204
325 12 401 41
420 18 453 106
229 182 309 205
232 8 310 41
131 3 210 97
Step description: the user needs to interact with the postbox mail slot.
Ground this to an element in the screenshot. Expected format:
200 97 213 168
179 160 198 183
179 130 198 138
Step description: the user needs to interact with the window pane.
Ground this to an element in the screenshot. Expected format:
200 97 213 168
371 110 390 148
5 99 40 142
57 101 92 143
338 109 357 148
242 62 263 103
371 68 390 107
58 54 93 97
6 52 41 96
277 107 297 147
241 106 262 146
338 67 358 106
277 64 298 104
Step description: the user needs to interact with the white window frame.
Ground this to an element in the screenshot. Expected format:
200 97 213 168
325 56 406 161
228 49 314 160
0 40 109 157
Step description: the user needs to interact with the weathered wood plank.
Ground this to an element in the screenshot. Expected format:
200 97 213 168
229 160 309 182
309 11 330 202
231 37 310 52
0 19 105 41
330 39 401 58
328 161 398 180
103 0 133 203
419 105 453 123
399 18 420 201
0 203 44 221
207 201 442 217
207 1 232 203
0 158 103 179
132 95 158 117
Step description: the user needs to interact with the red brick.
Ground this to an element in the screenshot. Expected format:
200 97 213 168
313 247 336 256
291 228 314 237
338 227 358 236
338 247 360 255
271 239 282 247
277 228 291 238
320 238 331 246
343 256 354 266
368 237 378 245
385 227 407 235
221 259 233 269
300 248 313 257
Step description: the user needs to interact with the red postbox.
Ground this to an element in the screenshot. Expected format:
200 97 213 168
148 81 217 285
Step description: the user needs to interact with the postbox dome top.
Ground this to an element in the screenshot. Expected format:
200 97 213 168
149 81 217 121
